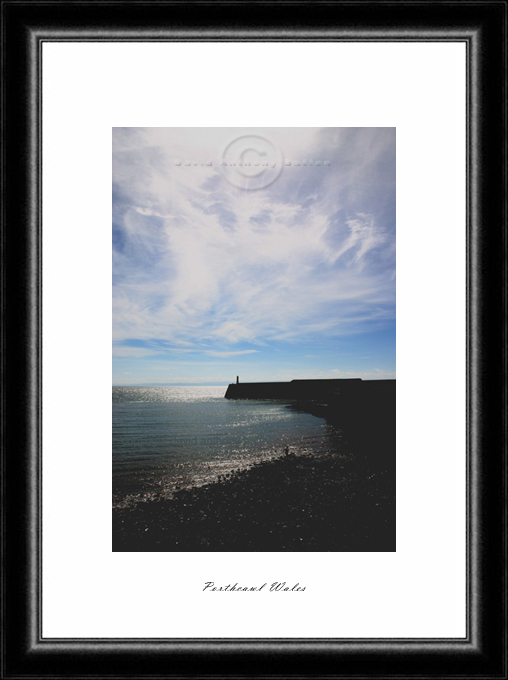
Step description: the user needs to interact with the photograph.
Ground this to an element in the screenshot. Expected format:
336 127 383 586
112 127 396 552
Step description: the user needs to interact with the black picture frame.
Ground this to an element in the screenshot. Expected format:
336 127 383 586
2 1 506 677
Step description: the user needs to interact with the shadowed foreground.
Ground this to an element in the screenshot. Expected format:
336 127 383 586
113 384 395 552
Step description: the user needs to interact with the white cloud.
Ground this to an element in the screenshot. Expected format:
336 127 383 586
112 346 160 358
113 128 395 350
204 350 259 358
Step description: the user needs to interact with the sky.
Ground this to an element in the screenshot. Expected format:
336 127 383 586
112 128 395 386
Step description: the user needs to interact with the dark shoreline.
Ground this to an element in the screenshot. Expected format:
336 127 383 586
113 387 395 552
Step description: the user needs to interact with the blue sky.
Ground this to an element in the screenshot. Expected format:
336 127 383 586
113 128 395 385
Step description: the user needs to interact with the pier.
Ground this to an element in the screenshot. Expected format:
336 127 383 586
224 377 389 401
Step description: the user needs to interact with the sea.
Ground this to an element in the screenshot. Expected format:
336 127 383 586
113 385 343 509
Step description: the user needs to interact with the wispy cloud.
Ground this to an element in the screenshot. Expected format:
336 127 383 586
204 350 259 358
113 342 259 359
113 128 395 382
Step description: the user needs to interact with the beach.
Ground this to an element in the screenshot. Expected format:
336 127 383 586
112 386 395 552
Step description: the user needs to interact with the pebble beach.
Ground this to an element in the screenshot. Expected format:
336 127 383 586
113 394 395 552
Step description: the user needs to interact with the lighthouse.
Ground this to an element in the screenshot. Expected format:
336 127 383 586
236 376 239 384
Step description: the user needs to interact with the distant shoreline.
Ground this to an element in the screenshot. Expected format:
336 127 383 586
113 383 229 388
112 379 396 389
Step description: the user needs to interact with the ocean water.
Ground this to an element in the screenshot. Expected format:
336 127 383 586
113 386 343 508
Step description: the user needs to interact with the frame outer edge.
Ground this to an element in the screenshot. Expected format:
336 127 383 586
1 1 506 677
